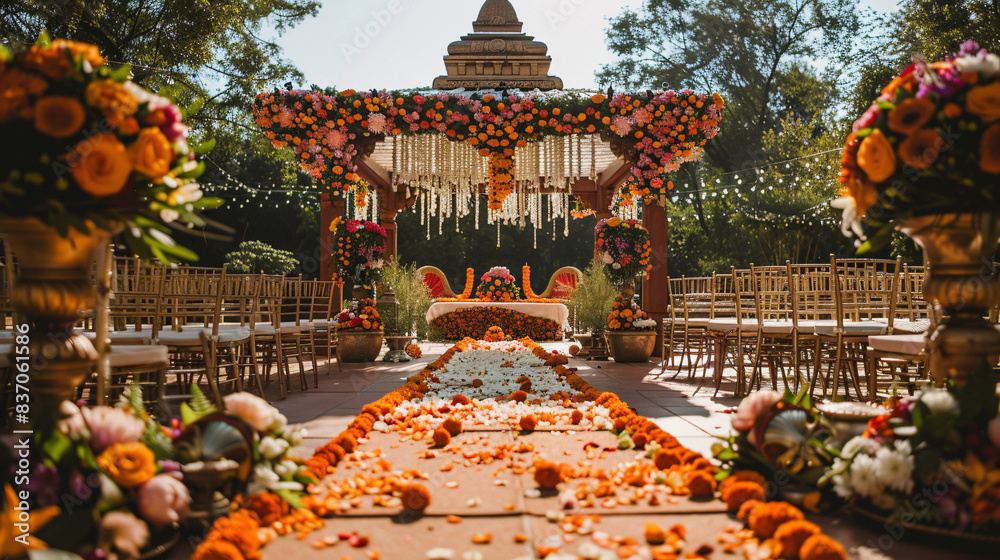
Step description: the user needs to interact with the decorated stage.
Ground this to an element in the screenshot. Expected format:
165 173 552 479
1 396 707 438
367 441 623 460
427 301 569 341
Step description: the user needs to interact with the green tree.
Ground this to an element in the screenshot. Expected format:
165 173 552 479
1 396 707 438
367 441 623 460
225 240 299 274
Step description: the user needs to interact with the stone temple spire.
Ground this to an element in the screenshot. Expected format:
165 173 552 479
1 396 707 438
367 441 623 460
432 0 563 91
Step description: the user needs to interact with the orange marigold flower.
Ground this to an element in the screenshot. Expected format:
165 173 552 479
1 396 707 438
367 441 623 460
432 427 451 447
737 499 765 522
719 471 767 498
774 520 822 560
451 394 472 406
684 470 717 497
653 448 684 470
966 81 1000 123
724 481 768 512
401 483 431 511
748 502 804 538
96 442 156 488
799 534 848 560
519 415 537 431
441 416 462 436
511 390 528 402
33 95 85 138
534 460 562 489
192 539 244 560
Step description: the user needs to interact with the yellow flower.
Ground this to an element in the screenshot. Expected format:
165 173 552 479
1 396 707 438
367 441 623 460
71 133 133 197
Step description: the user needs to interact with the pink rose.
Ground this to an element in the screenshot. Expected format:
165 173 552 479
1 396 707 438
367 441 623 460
138 474 190 527
82 406 145 452
99 511 150 559
731 390 782 433
989 416 1000 448
223 392 275 433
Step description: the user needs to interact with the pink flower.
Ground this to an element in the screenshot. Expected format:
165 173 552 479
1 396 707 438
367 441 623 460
278 107 296 127
82 406 145 452
99 511 150 559
612 116 632 137
989 416 1000 448
223 392 275 433
138 474 190 527
367 113 389 134
327 129 348 150
852 103 880 132
731 390 782 432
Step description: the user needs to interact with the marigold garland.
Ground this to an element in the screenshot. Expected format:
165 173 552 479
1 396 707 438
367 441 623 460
522 265 539 299
459 267 475 299
252 88 725 201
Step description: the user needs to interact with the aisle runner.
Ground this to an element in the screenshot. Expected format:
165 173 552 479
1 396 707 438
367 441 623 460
195 339 829 560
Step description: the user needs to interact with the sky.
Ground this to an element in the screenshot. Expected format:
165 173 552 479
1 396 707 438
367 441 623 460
273 0 904 92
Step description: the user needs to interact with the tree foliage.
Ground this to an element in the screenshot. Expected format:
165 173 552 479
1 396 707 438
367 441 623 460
225 240 299 275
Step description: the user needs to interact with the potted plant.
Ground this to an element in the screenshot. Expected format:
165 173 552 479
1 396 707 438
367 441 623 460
377 260 433 362
604 293 658 362
334 298 384 362
567 259 618 360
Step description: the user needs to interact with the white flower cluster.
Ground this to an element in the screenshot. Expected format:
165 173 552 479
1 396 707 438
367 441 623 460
425 349 572 400
830 436 914 511
223 392 309 495
633 318 657 329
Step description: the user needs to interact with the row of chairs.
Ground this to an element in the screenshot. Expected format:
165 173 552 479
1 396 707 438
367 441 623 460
661 256 937 401
1 253 344 422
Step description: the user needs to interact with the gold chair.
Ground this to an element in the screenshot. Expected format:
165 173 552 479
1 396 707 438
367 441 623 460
748 265 795 393
538 266 583 299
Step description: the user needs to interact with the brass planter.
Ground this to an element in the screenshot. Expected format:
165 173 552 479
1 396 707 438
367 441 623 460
337 330 384 362
383 335 413 363
605 330 657 363
897 212 1000 386
0 217 112 424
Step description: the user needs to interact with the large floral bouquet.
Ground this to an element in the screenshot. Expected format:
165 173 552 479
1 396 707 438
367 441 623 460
606 294 656 331
0 35 220 261
335 297 383 331
330 217 386 287
820 378 1000 531
0 387 309 559
476 266 521 302
595 217 652 287
835 41 1000 250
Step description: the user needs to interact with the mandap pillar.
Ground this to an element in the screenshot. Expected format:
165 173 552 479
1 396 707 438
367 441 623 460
641 202 669 358
380 208 398 262
321 192 346 307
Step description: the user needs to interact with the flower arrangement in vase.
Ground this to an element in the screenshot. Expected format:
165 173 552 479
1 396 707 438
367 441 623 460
606 294 656 331
0 34 220 260
834 40 1000 248
335 298 383 331
476 266 521 302
330 217 386 289
595 217 652 290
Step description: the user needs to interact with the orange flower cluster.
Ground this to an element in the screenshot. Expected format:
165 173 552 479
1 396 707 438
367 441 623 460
336 297 382 331
192 510 263 560
487 152 515 209
607 293 650 331
838 44 1000 228
405 343 422 358
430 307 561 340
483 326 506 342
718 474 848 560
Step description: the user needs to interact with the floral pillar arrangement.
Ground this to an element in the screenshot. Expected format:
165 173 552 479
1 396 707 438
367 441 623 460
0 35 219 423
330 217 387 299
834 41 1000 385
595 217 652 294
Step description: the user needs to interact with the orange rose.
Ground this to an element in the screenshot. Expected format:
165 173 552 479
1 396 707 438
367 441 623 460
85 80 138 126
128 127 173 180
71 133 133 196
96 442 156 488
34 95 86 138
898 128 944 170
887 97 935 135
966 81 1000 123
856 129 896 183
980 124 1000 174
0 68 48 122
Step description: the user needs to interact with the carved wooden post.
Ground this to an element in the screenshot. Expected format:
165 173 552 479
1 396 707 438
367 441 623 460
641 201 670 357
321 192 346 308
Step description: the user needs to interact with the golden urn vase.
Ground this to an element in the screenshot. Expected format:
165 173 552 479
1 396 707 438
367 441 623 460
897 212 1000 386
0 217 112 425
605 330 657 363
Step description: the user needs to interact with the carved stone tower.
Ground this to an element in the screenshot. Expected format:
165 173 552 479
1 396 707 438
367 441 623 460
432 0 563 91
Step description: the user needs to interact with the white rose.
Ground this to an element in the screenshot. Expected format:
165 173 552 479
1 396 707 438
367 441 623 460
269 411 288 434
274 460 298 479
258 436 290 460
955 52 1000 74
919 386 960 417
